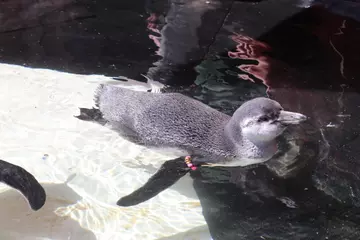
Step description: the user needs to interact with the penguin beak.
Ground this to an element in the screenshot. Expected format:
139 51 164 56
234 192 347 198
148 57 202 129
278 110 308 125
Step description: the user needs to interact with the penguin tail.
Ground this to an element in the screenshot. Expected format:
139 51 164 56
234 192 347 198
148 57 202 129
74 84 106 125
75 107 107 126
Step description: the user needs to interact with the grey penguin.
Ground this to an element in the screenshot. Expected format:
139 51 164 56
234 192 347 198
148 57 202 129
0 159 46 210
76 79 307 206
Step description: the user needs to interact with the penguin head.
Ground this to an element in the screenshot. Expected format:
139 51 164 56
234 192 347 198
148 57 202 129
232 97 307 145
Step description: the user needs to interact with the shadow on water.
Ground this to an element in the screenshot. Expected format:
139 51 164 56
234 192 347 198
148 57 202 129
181 3 360 240
0 0 358 86
0 0 158 79
0 182 96 240
0 0 306 85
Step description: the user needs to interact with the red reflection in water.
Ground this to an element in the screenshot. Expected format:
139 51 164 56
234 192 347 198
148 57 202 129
228 34 271 87
146 13 162 55
229 7 360 92
309 7 360 84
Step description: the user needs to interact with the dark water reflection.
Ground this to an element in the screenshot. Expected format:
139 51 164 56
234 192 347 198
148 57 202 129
183 4 360 240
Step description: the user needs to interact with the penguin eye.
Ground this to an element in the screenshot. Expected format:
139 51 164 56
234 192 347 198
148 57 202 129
258 116 269 122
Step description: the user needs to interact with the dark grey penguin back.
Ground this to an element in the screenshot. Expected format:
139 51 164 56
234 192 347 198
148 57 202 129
95 85 232 156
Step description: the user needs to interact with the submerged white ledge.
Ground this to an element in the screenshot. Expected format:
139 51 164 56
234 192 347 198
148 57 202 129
0 63 209 240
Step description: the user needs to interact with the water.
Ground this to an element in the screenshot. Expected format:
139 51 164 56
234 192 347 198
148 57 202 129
0 0 360 239
0 63 210 239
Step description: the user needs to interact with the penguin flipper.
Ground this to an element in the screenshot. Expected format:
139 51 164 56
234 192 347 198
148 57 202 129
0 159 46 210
117 157 190 207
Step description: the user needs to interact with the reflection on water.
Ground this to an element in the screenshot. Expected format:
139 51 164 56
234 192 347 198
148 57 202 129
185 3 360 240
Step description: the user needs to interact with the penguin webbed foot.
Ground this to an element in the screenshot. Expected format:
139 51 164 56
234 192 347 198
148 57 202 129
75 107 106 125
0 159 46 211
117 157 190 207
